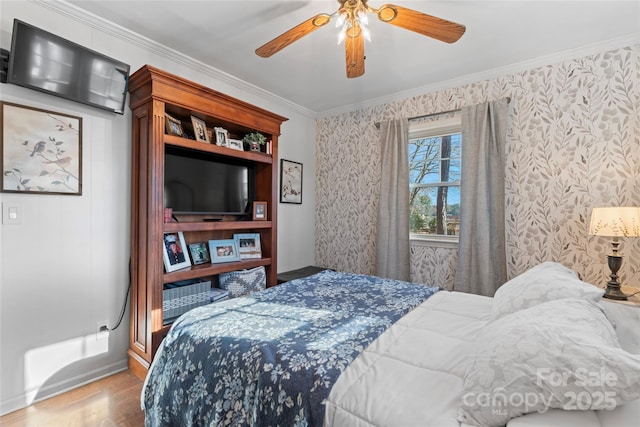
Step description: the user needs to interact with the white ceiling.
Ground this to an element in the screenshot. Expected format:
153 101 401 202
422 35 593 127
66 0 640 115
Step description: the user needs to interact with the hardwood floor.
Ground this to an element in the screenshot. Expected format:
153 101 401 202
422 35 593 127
0 370 144 427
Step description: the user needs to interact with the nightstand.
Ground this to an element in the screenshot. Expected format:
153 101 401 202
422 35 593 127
603 285 640 308
277 266 331 284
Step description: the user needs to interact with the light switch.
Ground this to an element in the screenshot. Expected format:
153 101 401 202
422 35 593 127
2 203 22 225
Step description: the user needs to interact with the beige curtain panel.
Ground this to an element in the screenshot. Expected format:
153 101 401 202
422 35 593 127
375 118 411 281
455 99 509 296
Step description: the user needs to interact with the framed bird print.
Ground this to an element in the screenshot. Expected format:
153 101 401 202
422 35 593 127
1 102 82 195
280 159 302 204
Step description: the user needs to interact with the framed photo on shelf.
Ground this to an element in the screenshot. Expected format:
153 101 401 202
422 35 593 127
209 239 241 263
280 159 302 204
234 233 262 259
165 113 184 137
214 127 228 147
163 231 191 272
1 101 83 195
191 116 210 143
227 138 244 151
188 242 210 265
253 201 267 221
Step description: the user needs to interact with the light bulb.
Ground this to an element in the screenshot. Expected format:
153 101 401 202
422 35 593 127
362 26 371 41
338 27 347 44
357 10 369 26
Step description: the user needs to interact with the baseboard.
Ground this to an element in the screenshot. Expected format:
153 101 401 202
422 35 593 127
0 358 128 416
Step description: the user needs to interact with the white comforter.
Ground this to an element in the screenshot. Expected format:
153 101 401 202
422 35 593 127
323 291 640 427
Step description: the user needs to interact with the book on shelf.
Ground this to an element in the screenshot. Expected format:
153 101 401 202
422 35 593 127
210 287 230 302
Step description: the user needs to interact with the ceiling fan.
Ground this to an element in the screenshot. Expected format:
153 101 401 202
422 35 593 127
255 0 466 78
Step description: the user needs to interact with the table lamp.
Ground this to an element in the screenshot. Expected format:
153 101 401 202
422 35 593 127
589 207 640 300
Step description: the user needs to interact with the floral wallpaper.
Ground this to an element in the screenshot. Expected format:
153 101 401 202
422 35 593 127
315 45 640 291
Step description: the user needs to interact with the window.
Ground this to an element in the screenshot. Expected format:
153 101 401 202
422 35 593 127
409 116 461 240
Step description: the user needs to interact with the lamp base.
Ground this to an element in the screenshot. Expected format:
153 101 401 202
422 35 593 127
603 284 629 300
602 254 628 300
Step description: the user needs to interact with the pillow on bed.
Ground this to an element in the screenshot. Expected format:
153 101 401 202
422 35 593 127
219 266 266 298
491 261 604 320
458 298 640 427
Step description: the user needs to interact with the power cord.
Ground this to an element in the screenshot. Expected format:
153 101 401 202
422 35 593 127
102 258 131 332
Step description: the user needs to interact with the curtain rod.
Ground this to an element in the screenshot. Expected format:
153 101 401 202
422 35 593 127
374 97 511 129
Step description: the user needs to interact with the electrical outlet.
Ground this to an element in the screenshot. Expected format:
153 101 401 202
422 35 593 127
96 321 109 340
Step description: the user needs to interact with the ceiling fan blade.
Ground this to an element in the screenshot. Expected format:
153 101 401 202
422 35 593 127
256 13 332 58
376 4 465 43
345 29 365 78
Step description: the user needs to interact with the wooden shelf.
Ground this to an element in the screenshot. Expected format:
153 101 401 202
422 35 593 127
163 258 271 283
165 134 273 164
163 221 272 233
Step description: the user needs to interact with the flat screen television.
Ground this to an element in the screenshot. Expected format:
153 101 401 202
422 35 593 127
7 19 130 115
164 148 255 215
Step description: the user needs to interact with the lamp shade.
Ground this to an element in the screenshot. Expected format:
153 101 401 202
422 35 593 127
589 207 640 237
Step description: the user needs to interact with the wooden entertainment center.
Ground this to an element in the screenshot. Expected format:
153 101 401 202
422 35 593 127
127 65 288 378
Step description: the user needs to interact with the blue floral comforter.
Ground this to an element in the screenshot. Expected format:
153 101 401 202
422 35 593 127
143 270 439 426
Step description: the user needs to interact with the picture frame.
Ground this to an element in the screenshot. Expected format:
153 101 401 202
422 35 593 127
165 113 184 137
227 138 244 151
253 201 267 221
209 239 241 263
214 127 228 147
191 116 210 143
280 159 303 204
188 242 210 265
163 231 191 272
234 233 262 259
1 102 83 195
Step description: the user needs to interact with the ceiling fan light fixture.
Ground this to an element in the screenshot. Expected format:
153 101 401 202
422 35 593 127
256 0 465 77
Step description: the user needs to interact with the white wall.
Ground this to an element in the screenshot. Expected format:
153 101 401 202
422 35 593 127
0 0 316 415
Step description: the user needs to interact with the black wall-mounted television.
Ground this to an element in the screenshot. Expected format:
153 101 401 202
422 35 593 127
164 148 255 215
7 19 130 115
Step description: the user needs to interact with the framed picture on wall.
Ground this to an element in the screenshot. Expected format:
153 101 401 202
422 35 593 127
1 101 83 195
280 159 302 204
163 231 191 272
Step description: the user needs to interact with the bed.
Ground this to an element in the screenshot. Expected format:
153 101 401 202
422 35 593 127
142 265 640 427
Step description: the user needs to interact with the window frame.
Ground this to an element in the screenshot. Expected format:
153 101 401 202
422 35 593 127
408 116 461 246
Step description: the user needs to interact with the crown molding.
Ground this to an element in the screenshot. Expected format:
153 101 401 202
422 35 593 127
35 0 316 119
317 33 640 119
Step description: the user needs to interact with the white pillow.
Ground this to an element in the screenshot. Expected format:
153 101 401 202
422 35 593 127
492 262 604 320
458 299 640 427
